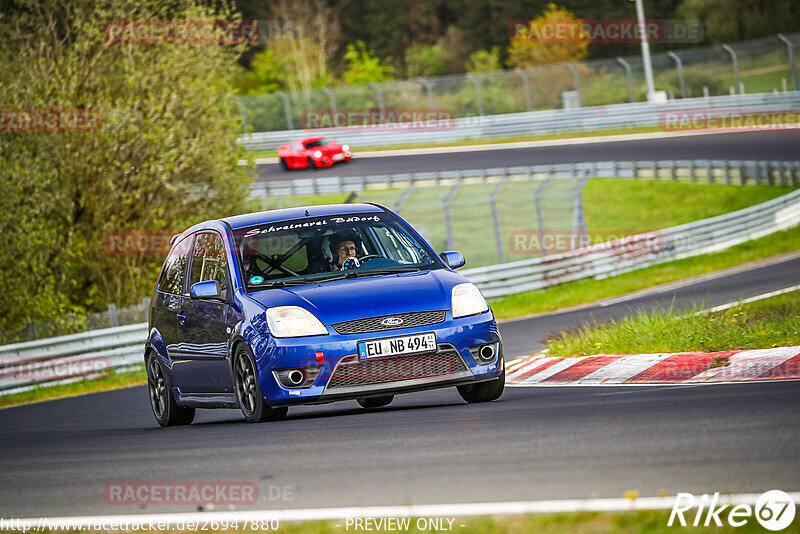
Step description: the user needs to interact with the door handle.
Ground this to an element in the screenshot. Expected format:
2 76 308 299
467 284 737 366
177 312 186 325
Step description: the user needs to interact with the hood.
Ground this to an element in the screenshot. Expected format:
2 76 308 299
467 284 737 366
248 268 466 325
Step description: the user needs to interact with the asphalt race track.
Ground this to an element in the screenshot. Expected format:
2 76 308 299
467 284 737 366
256 129 800 181
0 255 798 518
1 129 798 519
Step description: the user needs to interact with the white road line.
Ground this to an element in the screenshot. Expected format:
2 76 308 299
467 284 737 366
702 284 800 313
14 493 800 527
577 354 672 384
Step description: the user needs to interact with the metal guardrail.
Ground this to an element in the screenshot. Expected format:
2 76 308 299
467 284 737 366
462 187 800 298
237 91 800 151
249 158 800 198
0 323 146 395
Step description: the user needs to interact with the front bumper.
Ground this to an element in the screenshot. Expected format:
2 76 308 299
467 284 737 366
252 311 502 406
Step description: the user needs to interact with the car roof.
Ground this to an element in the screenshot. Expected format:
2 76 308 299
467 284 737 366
221 203 387 230
300 136 324 143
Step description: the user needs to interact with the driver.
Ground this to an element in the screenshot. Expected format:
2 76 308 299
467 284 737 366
330 233 361 271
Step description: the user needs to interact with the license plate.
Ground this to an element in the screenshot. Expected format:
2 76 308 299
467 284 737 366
332 153 344 161
358 332 436 359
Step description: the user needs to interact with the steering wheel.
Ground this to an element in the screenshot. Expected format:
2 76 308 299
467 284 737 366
357 254 383 263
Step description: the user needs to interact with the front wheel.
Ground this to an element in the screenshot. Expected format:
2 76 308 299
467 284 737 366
457 369 505 403
307 157 318 170
234 345 288 423
146 352 195 427
357 395 393 409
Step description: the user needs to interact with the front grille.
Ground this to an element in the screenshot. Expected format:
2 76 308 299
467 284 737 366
326 344 466 390
332 311 446 335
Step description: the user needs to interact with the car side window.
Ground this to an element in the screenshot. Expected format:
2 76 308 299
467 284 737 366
158 234 193 295
189 232 229 293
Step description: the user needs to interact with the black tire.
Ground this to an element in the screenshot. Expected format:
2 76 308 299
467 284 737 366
457 369 505 403
357 395 394 409
279 158 289 171
146 352 195 427
234 345 288 423
307 157 318 170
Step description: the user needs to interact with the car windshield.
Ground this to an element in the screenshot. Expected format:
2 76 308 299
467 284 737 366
303 138 330 148
233 212 440 291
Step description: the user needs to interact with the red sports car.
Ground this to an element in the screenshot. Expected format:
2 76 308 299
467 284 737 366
277 137 352 170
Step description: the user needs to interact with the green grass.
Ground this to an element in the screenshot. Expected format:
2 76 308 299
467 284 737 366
740 66 795 94
545 291 800 358
0 365 145 409
490 225 800 320
244 125 666 159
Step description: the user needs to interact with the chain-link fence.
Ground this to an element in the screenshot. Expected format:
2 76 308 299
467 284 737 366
237 33 800 133
1 298 151 345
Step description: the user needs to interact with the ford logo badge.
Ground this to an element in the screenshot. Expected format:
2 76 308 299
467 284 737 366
381 317 404 326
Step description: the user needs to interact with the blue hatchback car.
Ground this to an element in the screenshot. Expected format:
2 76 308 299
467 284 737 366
145 203 504 426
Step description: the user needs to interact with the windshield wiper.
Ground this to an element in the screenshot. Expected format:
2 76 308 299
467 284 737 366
260 278 317 288
343 267 420 278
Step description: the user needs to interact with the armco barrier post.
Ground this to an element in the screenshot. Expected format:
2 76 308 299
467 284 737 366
514 68 534 111
722 44 743 95
667 51 687 98
416 77 435 114
322 87 337 117
566 63 582 106
534 171 552 256
490 172 510 263
615 57 635 103
442 177 462 251
777 34 798 91
571 172 591 249
368 83 385 118
276 91 294 130
466 73 484 116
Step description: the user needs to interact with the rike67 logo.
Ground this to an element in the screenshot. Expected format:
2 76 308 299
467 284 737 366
669 490 796 531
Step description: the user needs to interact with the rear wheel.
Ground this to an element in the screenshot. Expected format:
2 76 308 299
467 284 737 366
457 369 505 403
234 345 288 423
146 352 195 427
357 395 394 409
279 158 289 171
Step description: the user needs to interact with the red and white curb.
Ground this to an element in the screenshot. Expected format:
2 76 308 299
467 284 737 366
506 346 800 386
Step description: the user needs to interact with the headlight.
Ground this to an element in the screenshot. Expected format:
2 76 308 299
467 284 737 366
342 144 350 152
266 306 328 338
313 150 322 159
451 283 489 318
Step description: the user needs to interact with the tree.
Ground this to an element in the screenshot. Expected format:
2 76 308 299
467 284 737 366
0 0 253 334
506 3 590 67
466 47 502 72
342 41 394 85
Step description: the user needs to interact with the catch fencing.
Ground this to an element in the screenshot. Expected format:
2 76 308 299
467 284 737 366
463 185 800 298
236 32 800 142
251 158 800 268
237 91 800 151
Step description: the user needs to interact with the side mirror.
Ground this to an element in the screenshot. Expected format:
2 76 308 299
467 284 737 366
440 251 465 269
190 280 223 300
